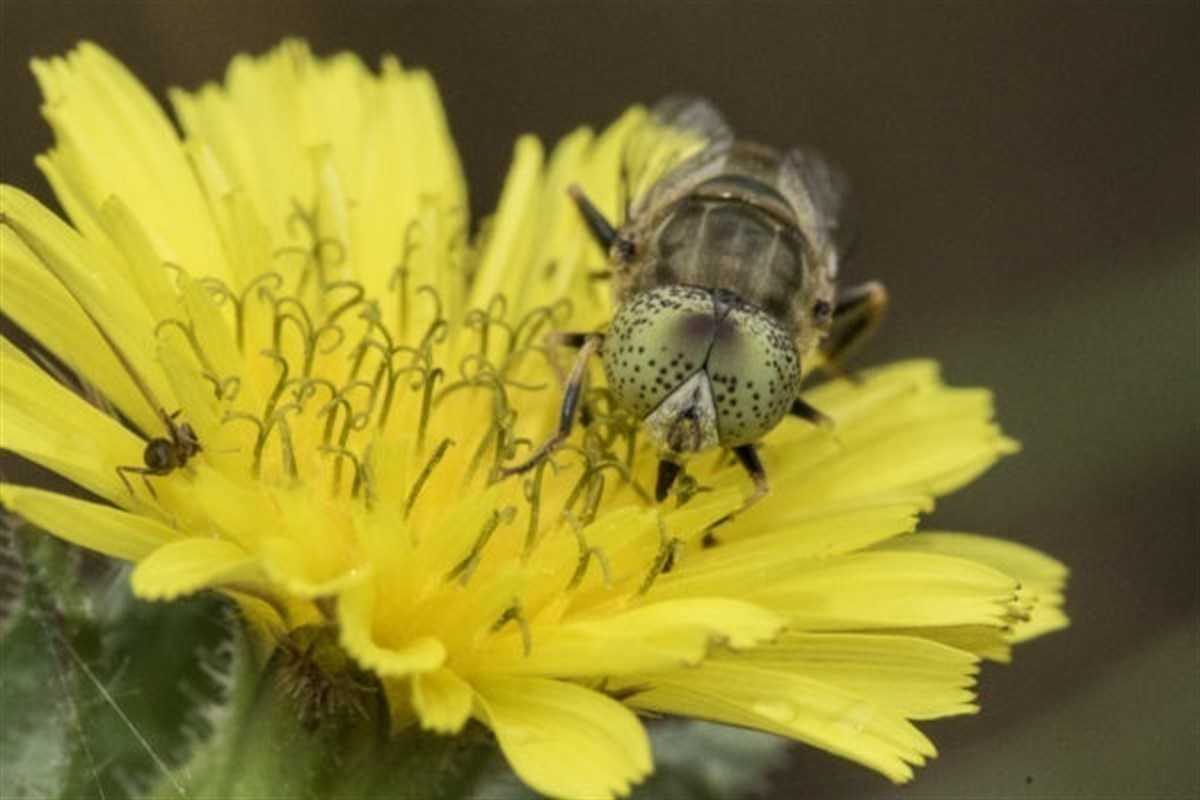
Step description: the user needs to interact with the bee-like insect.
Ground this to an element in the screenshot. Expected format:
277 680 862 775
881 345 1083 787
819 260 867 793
1 213 202 498
502 98 887 510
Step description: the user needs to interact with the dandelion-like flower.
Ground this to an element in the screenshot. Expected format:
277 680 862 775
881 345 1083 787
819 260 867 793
0 41 1068 798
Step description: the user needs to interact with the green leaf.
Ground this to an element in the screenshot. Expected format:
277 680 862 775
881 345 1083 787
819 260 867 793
0 548 71 799
0 525 236 800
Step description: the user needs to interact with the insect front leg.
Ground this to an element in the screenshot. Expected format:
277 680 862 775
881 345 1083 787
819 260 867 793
501 333 604 477
116 464 160 500
790 397 834 429
821 280 888 378
701 443 771 547
547 331 601 427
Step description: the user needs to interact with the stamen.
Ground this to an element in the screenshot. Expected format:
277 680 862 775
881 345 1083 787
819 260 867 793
320 446 366 500
389 218 422 337
154 317 223 392
258 349 292 423
292 376 337 407
416 367 443 451
268 408 301 480
223 404 301 480
464 295 513 357
520 457 557 559
201 373 242 402
566 521 613 592
637 518 683 596
318 280 365 325
231 272 285 351
445 506 516 585
490 601 532 657
414 286 446 352
284 199 348 299
464 423 496 486
313 323 344 357
404 438 454 521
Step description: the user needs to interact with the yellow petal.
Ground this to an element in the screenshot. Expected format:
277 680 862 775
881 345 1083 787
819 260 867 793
131 537 263 600
0 350 142 503
878 532 1069 643
337 580 446 677
756 361 1018 504
474 676 651 799
32 42 227 279
483 598 784 676
746 551 1020 630
727 632 980 719
468 135 543 310
650 495 930 598
412 667 473 733
624 662 934 783
0 189 169 436
0 484 177 561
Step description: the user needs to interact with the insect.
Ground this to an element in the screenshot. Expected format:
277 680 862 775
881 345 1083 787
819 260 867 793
501 98 887 511
1 212 202 498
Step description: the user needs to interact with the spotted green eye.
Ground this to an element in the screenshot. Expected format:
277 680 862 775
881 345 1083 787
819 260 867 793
601 286 715 419
602 286 801 454
707 300 800 446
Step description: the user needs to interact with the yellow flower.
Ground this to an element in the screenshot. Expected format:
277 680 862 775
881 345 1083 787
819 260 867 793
0 40 1067 798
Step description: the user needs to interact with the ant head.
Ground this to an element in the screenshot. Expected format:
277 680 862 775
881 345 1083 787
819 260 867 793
144 438 177 471
177 422 202 456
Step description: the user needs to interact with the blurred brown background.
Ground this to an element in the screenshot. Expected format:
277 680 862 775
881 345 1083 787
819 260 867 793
2 1 1197 797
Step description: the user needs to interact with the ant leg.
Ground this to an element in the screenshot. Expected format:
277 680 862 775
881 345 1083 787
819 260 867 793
116 465 135 495
116 465 158 500
821 281 888 379
501 333 603 477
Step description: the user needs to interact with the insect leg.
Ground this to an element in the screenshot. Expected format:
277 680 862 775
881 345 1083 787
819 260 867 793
655 459 683 502
701 443 771 547
550 332 593 349
732 443 770 509
547 332 599 426
501 333 604 476
115 465 158 500
790 397 834 429
821 281 888 378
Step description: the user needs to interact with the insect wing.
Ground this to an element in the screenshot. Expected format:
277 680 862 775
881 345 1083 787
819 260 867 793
621 96 735 221
777 147 857 272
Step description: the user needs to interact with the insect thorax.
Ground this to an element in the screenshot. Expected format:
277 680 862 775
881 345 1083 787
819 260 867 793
622 189 813 333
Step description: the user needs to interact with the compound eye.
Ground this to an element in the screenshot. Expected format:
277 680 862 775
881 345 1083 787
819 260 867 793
144 439 175 471
812 300 833 324
707 305 801 446
601 287 714 419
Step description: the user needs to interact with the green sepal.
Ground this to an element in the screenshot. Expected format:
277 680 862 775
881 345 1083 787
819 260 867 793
147 623 494 800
